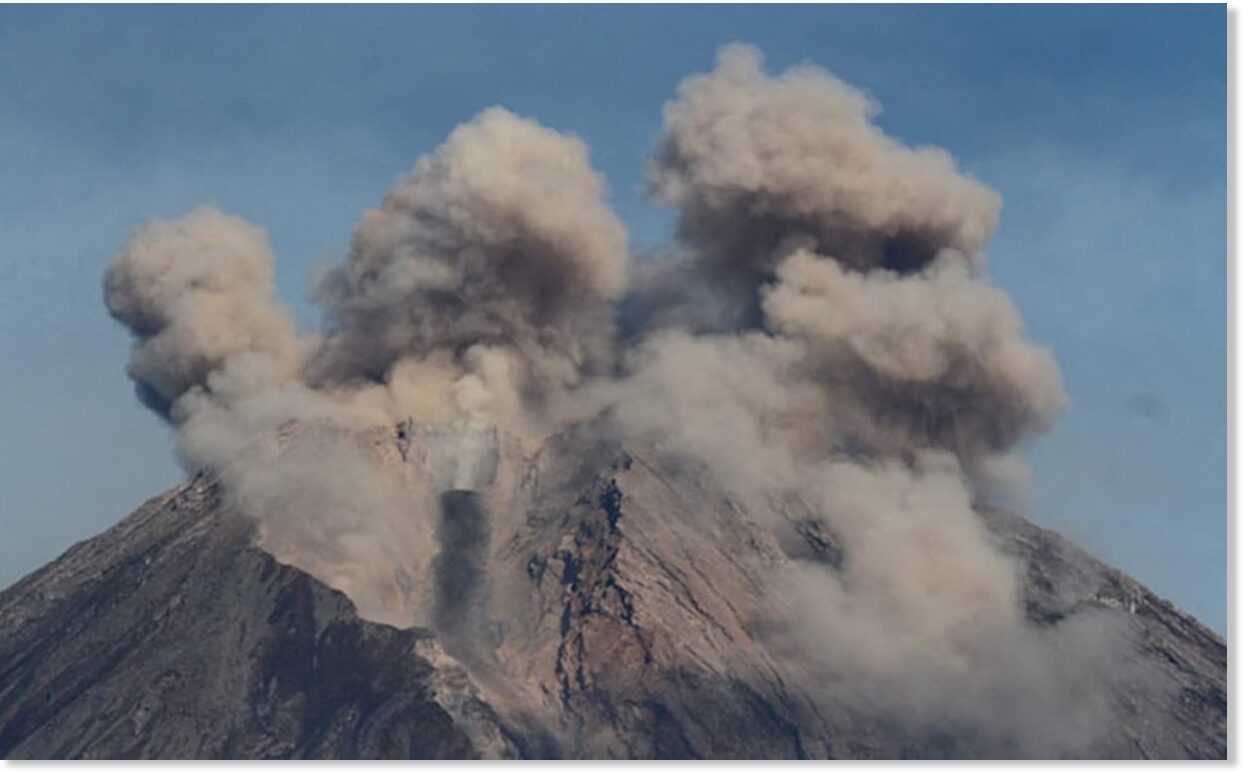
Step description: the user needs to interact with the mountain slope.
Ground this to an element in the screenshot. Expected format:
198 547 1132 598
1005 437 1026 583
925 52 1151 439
0 473 513 759
0 425 1227 759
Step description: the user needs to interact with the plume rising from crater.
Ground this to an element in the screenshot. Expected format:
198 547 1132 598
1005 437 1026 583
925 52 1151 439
78 44 1223 759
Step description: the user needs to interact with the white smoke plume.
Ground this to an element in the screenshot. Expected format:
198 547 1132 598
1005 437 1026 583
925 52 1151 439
102 44 1136 755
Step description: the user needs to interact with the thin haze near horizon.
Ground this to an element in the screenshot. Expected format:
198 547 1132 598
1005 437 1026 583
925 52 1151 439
0 5 1226 632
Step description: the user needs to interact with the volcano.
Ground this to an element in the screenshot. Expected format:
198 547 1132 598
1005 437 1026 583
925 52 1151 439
0 422 1226 760
3 41 1227 761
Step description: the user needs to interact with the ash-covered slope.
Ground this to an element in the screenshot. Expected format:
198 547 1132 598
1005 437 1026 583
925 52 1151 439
0 470 515 759
978 507 1227 758
0 424 1226 759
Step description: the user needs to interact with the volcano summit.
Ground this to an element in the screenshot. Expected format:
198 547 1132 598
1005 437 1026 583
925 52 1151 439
0 421 1226 758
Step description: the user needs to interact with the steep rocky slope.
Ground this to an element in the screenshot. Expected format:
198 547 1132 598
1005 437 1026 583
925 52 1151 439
0 424 1227 759
0 472 517 758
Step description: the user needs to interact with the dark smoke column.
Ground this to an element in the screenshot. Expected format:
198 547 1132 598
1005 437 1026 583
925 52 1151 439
433 489 491 661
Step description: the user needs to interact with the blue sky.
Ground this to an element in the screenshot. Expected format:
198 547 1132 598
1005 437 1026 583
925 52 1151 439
0 5 1226 632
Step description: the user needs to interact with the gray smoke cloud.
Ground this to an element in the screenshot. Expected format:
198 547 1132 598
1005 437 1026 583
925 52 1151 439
762 248 1065 459
434 489 492 661
225 423 433 627
591 45 1118 755
103 107 628 634
104 207 304 419
309 106 629 422
102 44 1134 755
643 43 1001 330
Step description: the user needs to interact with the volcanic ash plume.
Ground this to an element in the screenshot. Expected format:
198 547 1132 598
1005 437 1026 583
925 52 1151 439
627 44 1064 464
310 106 629 426
643 43 1002 330
103 108 628 630
596 45 1107 754
761 248 1066 459
104 208 304 421
101 44 1134 755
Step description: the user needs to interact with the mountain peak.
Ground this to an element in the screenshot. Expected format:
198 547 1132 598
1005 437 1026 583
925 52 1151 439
0 422 1226 758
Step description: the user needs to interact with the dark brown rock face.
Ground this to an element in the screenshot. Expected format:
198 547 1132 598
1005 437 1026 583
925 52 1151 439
0 475 504 759
0 429 1227 759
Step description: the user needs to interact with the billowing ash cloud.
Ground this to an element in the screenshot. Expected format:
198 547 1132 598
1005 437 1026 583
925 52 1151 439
644 43 1001 329
104 207 303 419
101 44 1128 755
627 44 1063 464
310 107 629 420
762 248 1065 458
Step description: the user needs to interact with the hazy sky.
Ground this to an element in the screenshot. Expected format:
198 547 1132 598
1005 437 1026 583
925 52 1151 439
0 5 1225 632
